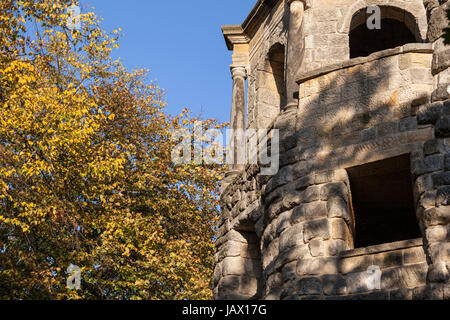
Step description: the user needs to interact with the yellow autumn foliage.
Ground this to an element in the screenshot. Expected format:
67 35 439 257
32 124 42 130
0 0 224 299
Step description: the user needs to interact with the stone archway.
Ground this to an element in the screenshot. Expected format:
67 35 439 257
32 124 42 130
338 0 428 42
255 42 286 129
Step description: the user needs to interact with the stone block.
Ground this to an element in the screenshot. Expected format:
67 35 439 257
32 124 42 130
412 285 431 300
296 258 322 276
275 245 310 271
424 139 441 155
378 121 398 137
264 186 284 206
222 257 262 277
427 261 450 283
303 185 320 203
226 229 247 243
315 171 335 184
276 210 292 235
217 275 240 295
381 264 428 290
294 173 315 190
389 288 413 300
297 277 322 295
218 241 243 261
412 155 444 177
339 255 374 275
372 250 403 269
417 102 443 125
327 197 352 224
432 171 450 187
309 239 324 257
304 218 330 242
265 272 282 295
213 264 222 286
320 182 348 201
331 218 352 242
346 271 379 294
361 126 377 142
267 201 283 219
436 186 450 205
414 173 434 199
322 274 347 296
326 239 349 257
292 201 327 224
239 276 259 297
426 225 449 242
262 239 279 270
422 207 450 227
436 116 450 137
428 242 450 263
279 224 304 253
266 165 292 194
292 161 313 180
399 117 417 132
403 246 427 265
282 261 298 283
282 191 302 210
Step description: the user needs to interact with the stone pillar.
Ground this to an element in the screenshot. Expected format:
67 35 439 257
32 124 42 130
229 65 247 171
285 0 310 112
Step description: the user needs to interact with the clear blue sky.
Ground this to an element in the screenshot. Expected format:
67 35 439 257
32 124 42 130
84 0 255 123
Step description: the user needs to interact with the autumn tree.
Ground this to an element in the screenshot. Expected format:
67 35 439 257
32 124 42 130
0 0 224 299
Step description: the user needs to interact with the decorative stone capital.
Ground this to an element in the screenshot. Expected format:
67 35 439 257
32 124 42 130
230 65 247 80
287 0 312 10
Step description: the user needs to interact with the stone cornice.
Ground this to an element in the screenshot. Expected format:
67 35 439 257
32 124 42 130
222 0 313 51
221 25 250 51
221 0 277 51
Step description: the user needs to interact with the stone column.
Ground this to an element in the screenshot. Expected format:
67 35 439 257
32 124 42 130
285 0 310 112
229 65 247 172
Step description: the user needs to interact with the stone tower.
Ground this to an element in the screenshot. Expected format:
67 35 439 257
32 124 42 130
214 0 450 300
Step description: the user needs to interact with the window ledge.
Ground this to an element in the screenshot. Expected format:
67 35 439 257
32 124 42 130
339 238 423 259
296 43 433 85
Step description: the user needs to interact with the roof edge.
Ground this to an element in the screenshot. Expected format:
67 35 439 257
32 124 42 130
221 0 278 51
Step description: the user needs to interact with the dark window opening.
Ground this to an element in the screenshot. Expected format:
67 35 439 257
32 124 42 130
347 154 421 248
349 4 420 59
350 18 416 58
268 43 285 104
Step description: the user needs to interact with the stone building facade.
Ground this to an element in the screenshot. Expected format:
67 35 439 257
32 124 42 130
214 0 450 300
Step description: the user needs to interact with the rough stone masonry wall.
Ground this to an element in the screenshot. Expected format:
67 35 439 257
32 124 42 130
302 0 428 72
411 0 450 298
247 0 287 131
246 0 429 134
214 165 265 300
215 0 450 300
215 46 439 300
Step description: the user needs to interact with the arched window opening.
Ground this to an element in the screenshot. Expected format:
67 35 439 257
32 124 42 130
256 43 285 129
267 43 286 107
350 7 420 59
